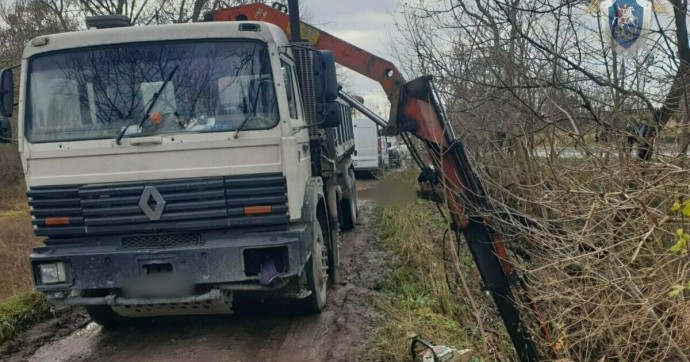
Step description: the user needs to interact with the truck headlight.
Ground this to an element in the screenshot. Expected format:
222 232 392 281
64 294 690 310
38 262 67 284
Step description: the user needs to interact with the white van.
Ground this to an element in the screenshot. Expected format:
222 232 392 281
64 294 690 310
352 118 384 172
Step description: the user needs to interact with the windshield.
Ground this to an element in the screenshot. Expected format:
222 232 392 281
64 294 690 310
26 41 279 143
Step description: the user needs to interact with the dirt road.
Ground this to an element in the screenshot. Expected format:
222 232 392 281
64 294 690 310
4 180 386 362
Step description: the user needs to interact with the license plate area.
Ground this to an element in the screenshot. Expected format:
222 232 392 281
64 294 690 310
122 257 193 298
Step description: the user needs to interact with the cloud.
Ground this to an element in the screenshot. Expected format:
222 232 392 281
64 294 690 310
302 0 400 95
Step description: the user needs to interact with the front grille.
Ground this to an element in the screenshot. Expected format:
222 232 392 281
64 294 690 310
28 173 289 238
122 233 203 249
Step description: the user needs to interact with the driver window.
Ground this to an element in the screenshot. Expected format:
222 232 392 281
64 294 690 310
281 61 301 124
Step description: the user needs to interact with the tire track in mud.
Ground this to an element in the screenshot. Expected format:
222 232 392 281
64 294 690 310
5 181 386 362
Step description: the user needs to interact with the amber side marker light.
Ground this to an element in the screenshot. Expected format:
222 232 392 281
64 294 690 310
244 205 272 215
45 217 70 226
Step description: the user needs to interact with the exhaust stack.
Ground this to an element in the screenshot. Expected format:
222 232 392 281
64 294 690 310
288 0 301 42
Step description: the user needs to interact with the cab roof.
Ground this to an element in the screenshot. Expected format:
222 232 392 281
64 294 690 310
23 21 289 59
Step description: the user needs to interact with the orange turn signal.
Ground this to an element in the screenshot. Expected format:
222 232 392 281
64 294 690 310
45 217 70 226
244 205 272 215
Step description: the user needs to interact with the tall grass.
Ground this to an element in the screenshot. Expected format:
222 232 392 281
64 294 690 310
0 141 37 301
0 134 48 342
0 292 51 345
0 209 41 301
366 171 511 361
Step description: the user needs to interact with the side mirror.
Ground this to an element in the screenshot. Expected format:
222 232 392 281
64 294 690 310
0 117 11 143
319 101 342 128
313 50 338 102
0 68 14 117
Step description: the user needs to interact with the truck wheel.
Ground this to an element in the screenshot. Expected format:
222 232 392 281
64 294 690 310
328 223 342 285
300 220 328 314
340 169 358 231
85 305 126 329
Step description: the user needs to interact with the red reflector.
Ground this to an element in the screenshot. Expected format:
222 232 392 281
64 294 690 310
45 217 70 226
244 205 272 215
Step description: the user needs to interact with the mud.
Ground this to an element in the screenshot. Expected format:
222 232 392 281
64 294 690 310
0 306 90 361
2 183 387 362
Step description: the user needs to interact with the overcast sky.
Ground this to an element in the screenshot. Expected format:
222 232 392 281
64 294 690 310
302 0 401 111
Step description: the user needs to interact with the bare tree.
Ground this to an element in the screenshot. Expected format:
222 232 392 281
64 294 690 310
36 0 79 31
74 0 269 24
0 0 78 67
75 0 163 24
392 1 690 360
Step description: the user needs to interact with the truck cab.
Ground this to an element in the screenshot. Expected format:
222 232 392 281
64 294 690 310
0 20 358 325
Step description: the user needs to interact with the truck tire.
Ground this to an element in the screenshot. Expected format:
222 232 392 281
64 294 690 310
328 222 342 285
300 220 328 314
85 305 126 329
340 168 358 231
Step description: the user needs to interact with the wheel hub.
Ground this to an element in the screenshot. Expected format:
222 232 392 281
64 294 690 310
315 235 329 287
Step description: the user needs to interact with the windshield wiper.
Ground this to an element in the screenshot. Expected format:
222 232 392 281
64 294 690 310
233 114 254 139
115 66 179 145
233 80 271 139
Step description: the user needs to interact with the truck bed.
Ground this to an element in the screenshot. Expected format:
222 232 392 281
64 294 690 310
326 99 355 161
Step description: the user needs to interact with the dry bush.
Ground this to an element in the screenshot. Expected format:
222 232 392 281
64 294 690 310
443 131 690 360
0 212 41 300
0 147 22 185
0 117 23 186
0 185 26 214
0 156 35 301
392 0 690 358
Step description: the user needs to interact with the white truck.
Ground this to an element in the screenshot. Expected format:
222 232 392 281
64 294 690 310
0 13 361 326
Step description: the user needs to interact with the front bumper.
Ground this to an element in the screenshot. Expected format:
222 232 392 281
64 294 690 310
55 289 226 306
31 227 308 297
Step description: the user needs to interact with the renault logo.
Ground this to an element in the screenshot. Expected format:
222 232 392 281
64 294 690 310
138 186 166 221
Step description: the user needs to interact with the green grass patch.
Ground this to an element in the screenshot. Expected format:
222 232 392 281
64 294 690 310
365 171 491 361
0 292 51 344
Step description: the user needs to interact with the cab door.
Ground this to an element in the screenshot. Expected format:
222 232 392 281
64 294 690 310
280 58 311 220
